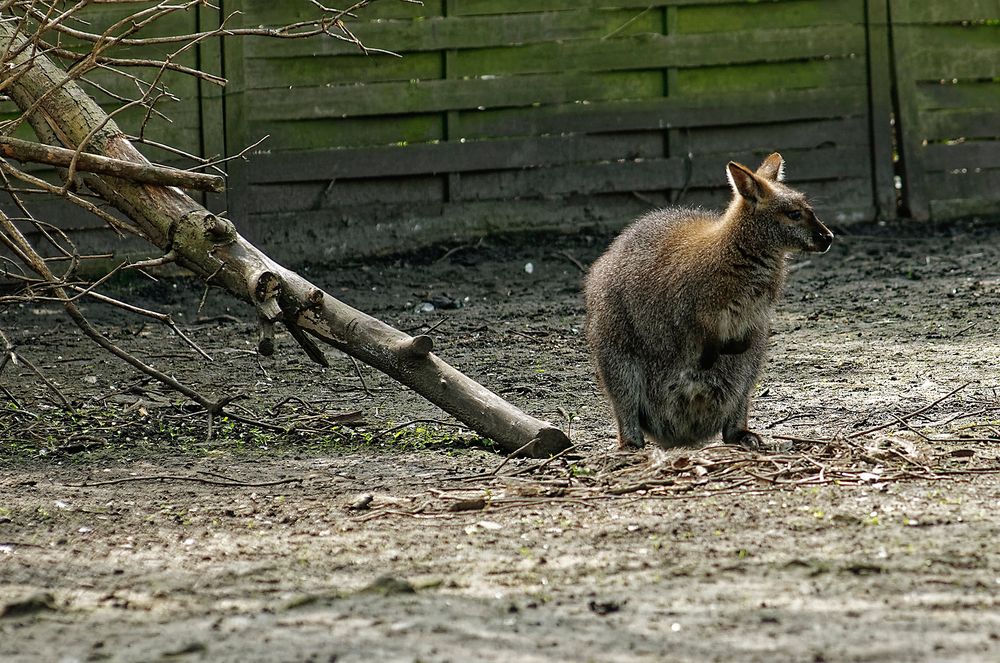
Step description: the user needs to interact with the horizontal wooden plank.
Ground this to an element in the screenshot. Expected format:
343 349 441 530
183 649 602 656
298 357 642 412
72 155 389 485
249 176 446 213
896 25 1000 79
2 196 121 232
682 117 870 154
921 109 1000 142
51 6 198 39
246 70 663 120
81 76 200 107
245 51 443 89
915 80 1000 111
896 23 1000 49
677 0 863 33
250 114 446 151
447 0 795 17
449 25 864 78
53 3 200 20
923 169 1000 201
244 0 444 25
84 95 202 128
890 0 1000 24
54 37 201 64
928 197 1000 220
458 159 687 200
247 7 661 58
907 51 1000 81
455 86 869 139
924 141 1000 172
247 132 667 184
248 26 864 89
676 57 864 95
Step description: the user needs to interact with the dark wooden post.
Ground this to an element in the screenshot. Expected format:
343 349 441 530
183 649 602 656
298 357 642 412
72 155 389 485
886 0 930 221
864 0 899 222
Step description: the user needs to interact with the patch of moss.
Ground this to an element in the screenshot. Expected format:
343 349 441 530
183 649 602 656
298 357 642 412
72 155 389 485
0 402 494 466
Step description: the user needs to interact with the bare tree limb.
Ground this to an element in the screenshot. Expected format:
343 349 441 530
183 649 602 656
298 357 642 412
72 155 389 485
0 20 570 458
0 135 225 192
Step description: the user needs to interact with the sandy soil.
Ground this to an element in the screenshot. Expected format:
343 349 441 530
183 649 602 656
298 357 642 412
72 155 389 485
1 218 999 662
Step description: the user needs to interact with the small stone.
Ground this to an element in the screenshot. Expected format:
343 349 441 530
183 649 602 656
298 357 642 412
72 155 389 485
347 493 374 511
0 592 56 618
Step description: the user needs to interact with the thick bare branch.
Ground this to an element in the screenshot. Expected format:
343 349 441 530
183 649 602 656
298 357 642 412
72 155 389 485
0 136 226 193
0 135 225 192
0 21 570 458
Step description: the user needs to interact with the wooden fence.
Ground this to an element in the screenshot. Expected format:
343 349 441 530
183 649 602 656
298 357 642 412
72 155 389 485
234 0 878 259
888 1 1000 220
2 0 999 262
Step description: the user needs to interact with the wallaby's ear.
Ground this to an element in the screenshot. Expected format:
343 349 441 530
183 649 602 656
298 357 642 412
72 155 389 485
726 161 762 202
756 152 785 182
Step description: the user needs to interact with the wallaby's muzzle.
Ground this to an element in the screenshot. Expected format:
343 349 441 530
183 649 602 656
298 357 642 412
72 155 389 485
810 221 834 254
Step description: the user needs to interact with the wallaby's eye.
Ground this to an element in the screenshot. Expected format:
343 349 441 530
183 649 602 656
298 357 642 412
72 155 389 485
785 210 802 221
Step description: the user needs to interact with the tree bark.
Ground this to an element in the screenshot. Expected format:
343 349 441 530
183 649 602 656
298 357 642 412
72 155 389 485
0 25 570 458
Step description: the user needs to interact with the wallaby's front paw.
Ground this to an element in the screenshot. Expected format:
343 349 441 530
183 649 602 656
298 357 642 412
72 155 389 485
699 343 720 370
720 333 752 355
726 430 763 451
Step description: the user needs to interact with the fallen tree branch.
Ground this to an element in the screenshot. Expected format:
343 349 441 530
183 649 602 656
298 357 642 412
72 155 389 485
0 135 225 192
0 23 569 458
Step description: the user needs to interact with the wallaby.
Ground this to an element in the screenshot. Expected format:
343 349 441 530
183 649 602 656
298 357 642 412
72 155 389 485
584 152 833 450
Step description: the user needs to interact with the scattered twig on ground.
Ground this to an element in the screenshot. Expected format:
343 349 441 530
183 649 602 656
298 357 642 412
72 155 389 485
63 474 304 488
555 250 587 273
950 322 978 339
349 356 372 397
370 418 471 441
352 384 1000 522
508 329 542 344
402 317 448 335
434 237 484 264
847 382 972 439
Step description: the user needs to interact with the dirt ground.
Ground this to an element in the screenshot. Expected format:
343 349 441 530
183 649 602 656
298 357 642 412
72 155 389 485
2 217 999 662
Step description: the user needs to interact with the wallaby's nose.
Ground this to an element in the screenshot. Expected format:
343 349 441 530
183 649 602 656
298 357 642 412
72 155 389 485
814 228 834 254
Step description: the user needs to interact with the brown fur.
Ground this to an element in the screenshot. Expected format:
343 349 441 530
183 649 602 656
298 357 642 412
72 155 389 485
584 153 833 450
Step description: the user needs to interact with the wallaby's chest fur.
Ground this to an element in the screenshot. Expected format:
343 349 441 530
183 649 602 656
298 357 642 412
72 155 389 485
584 152 833 451
602 208 784 350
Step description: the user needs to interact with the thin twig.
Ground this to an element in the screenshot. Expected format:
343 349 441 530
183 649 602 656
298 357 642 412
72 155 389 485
555 250 586 273
63 475 304 488
371 418 471 441
847 382 972 439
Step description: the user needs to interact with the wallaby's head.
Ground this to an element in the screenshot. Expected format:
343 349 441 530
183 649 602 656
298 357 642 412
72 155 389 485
725 153 834 254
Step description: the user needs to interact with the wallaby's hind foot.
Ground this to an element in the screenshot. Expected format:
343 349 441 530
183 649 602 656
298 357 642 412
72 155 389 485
723 429 763 451
723 406 762 450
